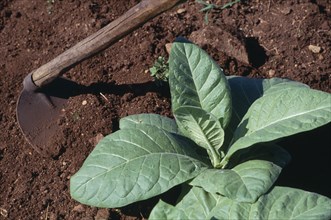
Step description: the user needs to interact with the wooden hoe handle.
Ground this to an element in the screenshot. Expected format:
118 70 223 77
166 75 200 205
30 0 185 87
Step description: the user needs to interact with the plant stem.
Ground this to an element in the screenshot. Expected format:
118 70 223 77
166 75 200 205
207 148 222 168
219 155 229 169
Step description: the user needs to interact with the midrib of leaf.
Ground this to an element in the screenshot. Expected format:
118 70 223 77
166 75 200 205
256 92 282 129
124 118 141 124
93 152 128 161
183 47 205 108
74 152 204 191
248 202 255 219
227 103 330 158
228 199 238 218
187 113 221 167
180 46 220 112
115 139 153 153
247 104 328 141
255 105 327 132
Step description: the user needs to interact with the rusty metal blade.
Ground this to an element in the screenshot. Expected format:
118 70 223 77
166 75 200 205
16 76 81 156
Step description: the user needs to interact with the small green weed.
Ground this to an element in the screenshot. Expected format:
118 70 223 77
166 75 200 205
196 0 241 23
149 56 169 84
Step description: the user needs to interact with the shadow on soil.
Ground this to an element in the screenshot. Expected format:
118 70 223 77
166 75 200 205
276 123 331 198
40 77 170 100
246 37 268 68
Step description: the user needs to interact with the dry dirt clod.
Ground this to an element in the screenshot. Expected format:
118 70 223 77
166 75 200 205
95 209 110 220
190 25 250 65
268 69 276 77
0 208 8 217
72 204 85 213
308 45 322 54
280 7 292 15
177 8 186 14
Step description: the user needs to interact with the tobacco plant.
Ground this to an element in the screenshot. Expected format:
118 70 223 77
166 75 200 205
70 40 331 219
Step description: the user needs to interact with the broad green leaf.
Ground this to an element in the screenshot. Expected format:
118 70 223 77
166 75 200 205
70 126 208 208
225 143 291 169
150 185 220 219
226 76 308 135
191 144 291 203
119 113 178 133
174 106 225 167
190 161 280 203
212 187 331 220
149 200 187 220
169 41 232 128
264 79 309 95
151 186 331 220
226 86 331 158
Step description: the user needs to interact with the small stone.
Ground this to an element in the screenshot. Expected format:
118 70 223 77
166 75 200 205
95 209 110 220
177 8 186 14
82 100 88 105
0 208 8 217
268 69 276 77
280 7 292 15
73 204 85 213
308 45 321 54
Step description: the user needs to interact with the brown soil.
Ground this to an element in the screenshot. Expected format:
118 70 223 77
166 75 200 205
0 0 330 219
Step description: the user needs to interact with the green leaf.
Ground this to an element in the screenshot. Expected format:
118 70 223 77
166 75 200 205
226 86 331 158
149 200 187 220
268 77 308 87
225 143 291 169
263 79 309 95
150 185 219 219
212 187 331 220
119 113 178 133
151 186 331 220
226 76 308 135
70 126 208 208
169 41 232 128
174 106 225 167
191 144 290 203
